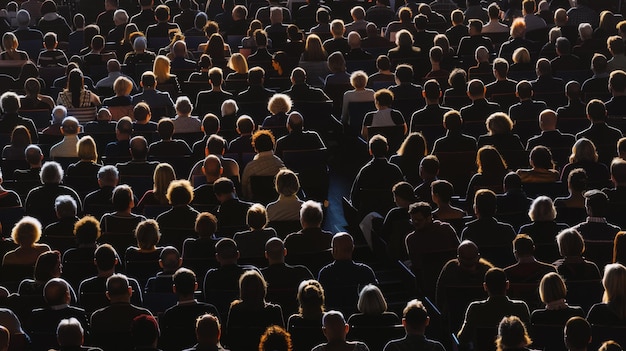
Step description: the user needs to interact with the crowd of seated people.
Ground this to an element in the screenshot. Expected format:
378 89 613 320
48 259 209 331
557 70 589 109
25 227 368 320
1 0 626 349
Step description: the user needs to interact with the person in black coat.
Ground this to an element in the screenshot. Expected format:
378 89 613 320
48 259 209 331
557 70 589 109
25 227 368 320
461 189 516 248
460 79 502 135
432 110 478 153
457 20 493 58
282 68 330 102
576 99 623 167
275 112 326 158
160 268 220 351
29 278 89 351
203 238 260 319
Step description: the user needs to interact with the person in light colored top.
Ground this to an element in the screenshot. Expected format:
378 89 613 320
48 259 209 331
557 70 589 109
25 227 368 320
482 3 509 33
341 71 376 124
49 117 80 158
267 169 304 222
172 96 202 133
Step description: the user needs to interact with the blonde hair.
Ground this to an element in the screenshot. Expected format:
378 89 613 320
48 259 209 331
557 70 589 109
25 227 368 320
539 272 567 304
228 53 248 74
496 316 532 351
350 70 368 90
153 55 172 84
528 196 557 222
113 76 133 96
153 163 176 204
12 216 42 247
268 93 292 115
486 112 514 135
602 263 626 319
77 135 98 162
512 47 531 64
569 138 598 163
2 32 18 51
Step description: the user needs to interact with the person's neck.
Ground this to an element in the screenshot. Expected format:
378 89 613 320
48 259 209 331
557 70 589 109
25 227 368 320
97 269 115 278
268 259 284 266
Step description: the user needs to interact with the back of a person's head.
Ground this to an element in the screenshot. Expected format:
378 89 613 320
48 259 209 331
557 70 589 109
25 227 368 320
587 99 607 122
106 273 130 298
57 318 84 347
173 267 197 295
402 299 428 330
215 238 238 261
259 325 292 351
513 234 534 257
610 70 626 94
95 244 118 271
252 130 275 153
484 267 507 295
565 317 591 351
474 189 497 217
131 314 160 348
196 314 221 344
369 134 389 157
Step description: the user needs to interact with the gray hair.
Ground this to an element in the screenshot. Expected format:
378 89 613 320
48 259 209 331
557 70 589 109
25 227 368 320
113 9 128 24
55 195 77 218
300 200 323 226
51 105 67 124
133 36 147 51
98 165 119 186
40 161 64 185
57 317 84 347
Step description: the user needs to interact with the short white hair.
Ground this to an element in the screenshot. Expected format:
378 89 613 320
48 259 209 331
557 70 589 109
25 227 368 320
113 9 128 24
578 23 593 40
221 99 238 116
52 105 67 123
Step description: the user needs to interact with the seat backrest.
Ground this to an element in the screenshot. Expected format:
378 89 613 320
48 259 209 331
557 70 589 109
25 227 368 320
282 148 328 173
565 279 603 317
250 175 278 205
366 125 406 154
67 107 97 124
19 109 51 130
347 101 376 136
347 325 406 351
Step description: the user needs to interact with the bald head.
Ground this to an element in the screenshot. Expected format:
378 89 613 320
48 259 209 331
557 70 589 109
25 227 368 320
554 8 567 26
61 117 80 135
265 237 286 263
202 155 222 182
44 278 71 306
331 232 354 260
539 109 557 131
287 111 304 132
457 240 480 268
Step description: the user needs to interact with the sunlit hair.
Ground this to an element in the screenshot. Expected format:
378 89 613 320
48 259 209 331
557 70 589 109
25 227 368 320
569 138 598 163
153 55 172 84
496 316 532 351
357 284 388 315
477 145 507 174
228 53 248 74
153 163 176 205
528 196 557 222
539 272 567 304
602 263 626 319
